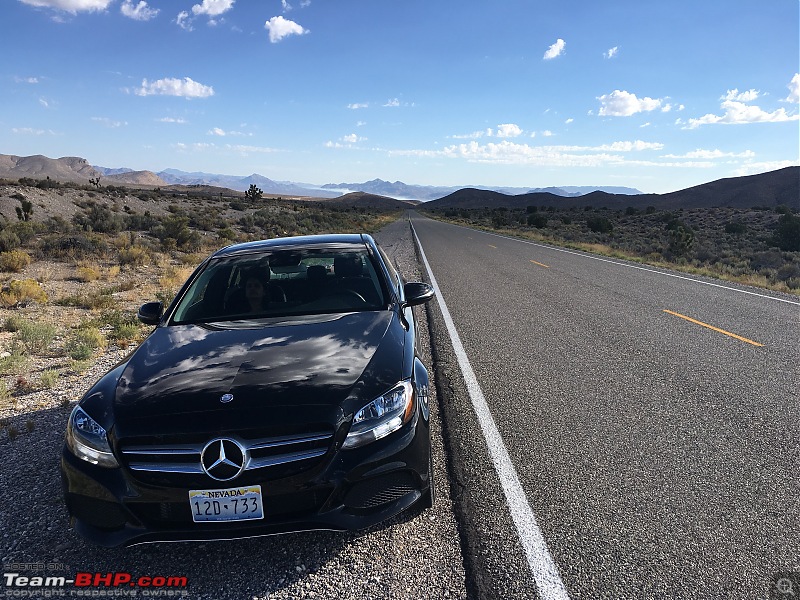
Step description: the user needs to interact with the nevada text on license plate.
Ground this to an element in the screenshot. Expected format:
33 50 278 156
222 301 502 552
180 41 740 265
189 485 264 522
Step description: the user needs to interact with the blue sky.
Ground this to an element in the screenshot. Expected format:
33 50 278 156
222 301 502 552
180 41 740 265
2 0 798 193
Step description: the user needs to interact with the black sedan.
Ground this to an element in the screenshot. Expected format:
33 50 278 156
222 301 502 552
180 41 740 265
61 233 435 547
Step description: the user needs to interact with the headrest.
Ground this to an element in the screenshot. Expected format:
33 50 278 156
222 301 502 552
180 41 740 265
334 255 363 277
306 265 327 282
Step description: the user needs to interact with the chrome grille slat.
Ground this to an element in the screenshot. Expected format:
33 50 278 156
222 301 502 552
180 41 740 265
128 462 204 474
248 448 328 470
119 431 333 477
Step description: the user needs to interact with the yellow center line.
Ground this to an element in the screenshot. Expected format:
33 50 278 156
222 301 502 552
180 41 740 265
663 310 764 347
529 260 550 269
488 244 497 249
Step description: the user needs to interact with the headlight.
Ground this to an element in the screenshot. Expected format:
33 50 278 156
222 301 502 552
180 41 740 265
342 380 414 450
65 406 119 468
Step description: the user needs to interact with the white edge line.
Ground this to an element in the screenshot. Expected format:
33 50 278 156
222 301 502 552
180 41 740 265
432 216 800 307
411 221 570 600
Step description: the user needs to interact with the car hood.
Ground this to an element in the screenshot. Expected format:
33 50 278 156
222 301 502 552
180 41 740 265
112 311 403 436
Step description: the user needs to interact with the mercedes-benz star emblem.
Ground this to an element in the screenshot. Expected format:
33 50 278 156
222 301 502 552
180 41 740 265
200 438 247 481
220 393 234 403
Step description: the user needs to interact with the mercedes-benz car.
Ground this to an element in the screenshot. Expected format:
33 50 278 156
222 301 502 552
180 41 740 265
61 233 435 547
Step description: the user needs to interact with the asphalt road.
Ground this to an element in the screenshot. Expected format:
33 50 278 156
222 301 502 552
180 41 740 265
410 212 799 600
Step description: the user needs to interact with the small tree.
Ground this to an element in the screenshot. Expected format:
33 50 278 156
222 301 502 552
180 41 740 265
244 184 263 201
15 198 33 222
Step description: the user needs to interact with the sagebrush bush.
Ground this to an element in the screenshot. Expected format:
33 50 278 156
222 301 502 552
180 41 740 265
0 250 32 272
16 321 57 354
0 279 48 308
64 327 105 360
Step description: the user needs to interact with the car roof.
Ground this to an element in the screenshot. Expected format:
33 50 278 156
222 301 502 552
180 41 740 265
212 234 374 258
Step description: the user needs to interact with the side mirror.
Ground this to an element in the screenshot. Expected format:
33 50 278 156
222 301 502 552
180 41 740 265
137 301 164 325
403 282 435 307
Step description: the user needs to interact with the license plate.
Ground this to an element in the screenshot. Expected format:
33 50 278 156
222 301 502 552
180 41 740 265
189 485 264 523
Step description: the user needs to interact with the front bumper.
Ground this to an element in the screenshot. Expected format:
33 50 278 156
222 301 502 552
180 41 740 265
61 416 431 547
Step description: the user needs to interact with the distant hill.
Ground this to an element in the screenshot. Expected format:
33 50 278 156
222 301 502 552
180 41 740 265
321 178 642 200
425 167 799 211
312 191 416 210
0 154 101 181
104 170 167 186
157 168 340 198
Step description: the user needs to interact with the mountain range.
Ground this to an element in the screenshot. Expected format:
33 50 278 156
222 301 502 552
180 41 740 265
0 153 641 200
0 153 796 210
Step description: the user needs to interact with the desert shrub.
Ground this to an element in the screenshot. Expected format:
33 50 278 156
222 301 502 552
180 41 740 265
73 202 123 233
587 216 613 233
118 244 150 266
75 263 101 282
40 233 106 259
39 369 59 389
150 216 202 251
0 250 32 272
0 279 48 308
16 321 57 354
772 213 800 251
777 263 800 282
527 214 548 228
4 315 26 332
0 230 21 252
64 327 105 360
724 221 748 234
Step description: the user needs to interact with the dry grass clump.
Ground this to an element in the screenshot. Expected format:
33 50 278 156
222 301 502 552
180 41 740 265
0 250 32 272
0 279 48 308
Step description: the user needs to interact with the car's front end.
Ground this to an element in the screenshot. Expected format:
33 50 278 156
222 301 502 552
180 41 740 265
61 235 434 547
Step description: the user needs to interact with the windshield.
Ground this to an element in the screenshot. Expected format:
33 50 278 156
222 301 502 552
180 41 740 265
172 247 388 323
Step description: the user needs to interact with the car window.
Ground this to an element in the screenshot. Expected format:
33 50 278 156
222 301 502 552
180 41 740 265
172 248 388 323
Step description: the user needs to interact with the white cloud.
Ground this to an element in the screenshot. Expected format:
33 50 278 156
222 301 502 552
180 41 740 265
723 88 760 102
226 144 277 154
15 76 40 84
543 38 565 60
19 0 111 13
686 100 799 128
341 133 366 143
496 123 523 138
565 118 574 124
451 129 491 139
598 140 663 151
121 0 158 20
157 117 187 123
663 149 755 159
264 16 308 43
604 46 619 59
347 102 368 109
12 127 57 135
356 120 366 127
91 116 127 128
136 77 214 98
282 0 291 10
597 90 663 116
541 130 554 137
383 98 400 107
39 97 51 108
176 10 192 30
732 160 799 176
191 0 234 16
208 127 226 136
786 73 800 103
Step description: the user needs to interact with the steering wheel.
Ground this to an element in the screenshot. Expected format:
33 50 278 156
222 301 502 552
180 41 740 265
326 289 367 303
268 283 287 303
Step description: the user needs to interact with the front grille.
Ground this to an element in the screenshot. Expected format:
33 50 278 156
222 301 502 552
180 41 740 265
343 471 417 510
119 430 333 481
